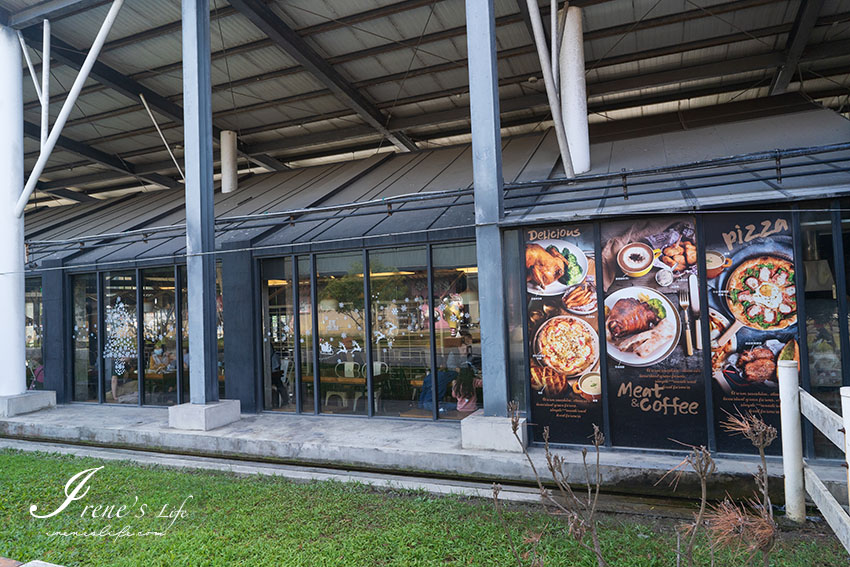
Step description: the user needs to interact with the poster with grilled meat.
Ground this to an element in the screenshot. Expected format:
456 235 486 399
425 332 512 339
704 212 796 455
525 224 602 444
600 217 707 449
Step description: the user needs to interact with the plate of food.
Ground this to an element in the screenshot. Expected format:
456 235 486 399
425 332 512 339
720 339 797 391
717 253 797 345
709 308 737 377
604 287 680 367
562 280 597 315
533 315 599 378
526 240 588 295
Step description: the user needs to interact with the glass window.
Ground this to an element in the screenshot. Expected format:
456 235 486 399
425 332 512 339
432 243 481 419
503 230 527 412
104 271 138 405
802 208 843 458
25 278 43 391
71 273 98 402
142 268 179 406
316 252 367 415
261 258 296 412
179 266 189 403
369 247 431 418
298 257 315 412
217 262 225 399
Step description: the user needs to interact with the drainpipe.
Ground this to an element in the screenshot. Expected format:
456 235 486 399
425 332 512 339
560 6 590 174
0 24 26 398
220 130 238 194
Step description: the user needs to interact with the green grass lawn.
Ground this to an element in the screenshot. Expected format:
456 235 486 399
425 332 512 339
0 449 844 566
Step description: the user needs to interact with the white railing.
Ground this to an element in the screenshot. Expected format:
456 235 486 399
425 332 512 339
778 360 850 552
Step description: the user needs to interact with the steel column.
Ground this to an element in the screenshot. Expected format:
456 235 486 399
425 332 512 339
0 24 26 398
465 0 509 417
182 0 219 404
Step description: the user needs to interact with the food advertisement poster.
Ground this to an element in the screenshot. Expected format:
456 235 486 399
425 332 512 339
704 212 796 454
525 224 603 444
600 217 707 449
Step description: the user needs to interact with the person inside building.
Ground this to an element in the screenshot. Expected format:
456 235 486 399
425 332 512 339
148 342 171 373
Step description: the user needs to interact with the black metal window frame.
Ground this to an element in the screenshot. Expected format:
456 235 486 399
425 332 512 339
257 238 477 421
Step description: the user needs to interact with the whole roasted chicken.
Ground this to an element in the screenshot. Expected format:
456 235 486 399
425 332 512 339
526 243 566 289
606 298 660 339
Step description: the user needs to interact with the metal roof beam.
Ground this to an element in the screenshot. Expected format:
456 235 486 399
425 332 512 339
35 184 98 203
22 121 180 189
8 0 109 29
770 0 825 95
229 0 418 153
20 29 287 172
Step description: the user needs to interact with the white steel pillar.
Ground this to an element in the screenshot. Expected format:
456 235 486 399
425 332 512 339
0 24 26 399
465 0 510 418
220 130 238 194
560 6 590 174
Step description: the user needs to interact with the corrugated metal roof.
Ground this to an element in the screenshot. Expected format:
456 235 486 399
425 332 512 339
3 0 848 205
23 107 850 271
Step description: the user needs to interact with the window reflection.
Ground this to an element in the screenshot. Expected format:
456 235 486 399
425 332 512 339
316 252 367 415
802 209 842 458
72 274 98 402
104 271 138 404
25 278 43 391
142 268 179 406
369 247 431 418
431 243 481 419
298 257 315 412
262 258 296 412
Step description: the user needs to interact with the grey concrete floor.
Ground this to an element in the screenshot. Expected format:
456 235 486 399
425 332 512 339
0 404 845 502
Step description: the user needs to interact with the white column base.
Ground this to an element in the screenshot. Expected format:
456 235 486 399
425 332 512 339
0 390 56 418
460 409 527 452
168 399 241 431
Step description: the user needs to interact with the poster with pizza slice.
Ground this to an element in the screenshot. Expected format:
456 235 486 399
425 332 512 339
524 223 602 444
704 212 796 455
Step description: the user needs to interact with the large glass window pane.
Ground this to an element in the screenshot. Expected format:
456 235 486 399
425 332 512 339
25 278 44 391
369 247 431 418
262 258 296 412
299 257 315 412
142 268 179 406
104 271 138 404
72 274 98 402
432 243 481 420
316 252 366 415
802 208 842 458
217 262 225 399
179 267 189 403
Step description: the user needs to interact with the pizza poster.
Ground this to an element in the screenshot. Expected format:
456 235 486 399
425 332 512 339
600 217 707 449
525 223 603 444
704 212 796 455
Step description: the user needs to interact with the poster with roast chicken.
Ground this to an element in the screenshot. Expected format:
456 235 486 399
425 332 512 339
704 212 797 455
525 223 603 444
600 217 707 449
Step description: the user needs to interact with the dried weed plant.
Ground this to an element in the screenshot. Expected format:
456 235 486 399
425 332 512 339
491 402 609 567
657 442 716 567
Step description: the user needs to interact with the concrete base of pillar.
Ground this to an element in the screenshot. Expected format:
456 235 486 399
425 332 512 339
168 399 241 431
0 391 56 418
460 409 527 452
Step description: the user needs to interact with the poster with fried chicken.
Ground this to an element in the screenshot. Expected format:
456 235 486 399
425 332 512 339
704 212 796 455
600 217 707 449
525 223 603 444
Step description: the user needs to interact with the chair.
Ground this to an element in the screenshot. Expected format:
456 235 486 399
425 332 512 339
326 361 360 410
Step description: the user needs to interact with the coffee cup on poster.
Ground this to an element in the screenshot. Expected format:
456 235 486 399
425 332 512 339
572 372 602 402
617 242 660 278
705 249 733 279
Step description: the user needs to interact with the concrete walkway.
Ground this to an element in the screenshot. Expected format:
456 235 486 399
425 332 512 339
0 404 845 502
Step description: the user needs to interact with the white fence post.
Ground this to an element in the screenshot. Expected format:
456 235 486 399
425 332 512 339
778 359 806 523
840 387 850 509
